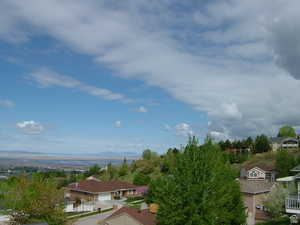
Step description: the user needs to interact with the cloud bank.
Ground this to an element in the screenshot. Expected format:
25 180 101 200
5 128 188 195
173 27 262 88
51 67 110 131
29 68 132 103
1 0 300 138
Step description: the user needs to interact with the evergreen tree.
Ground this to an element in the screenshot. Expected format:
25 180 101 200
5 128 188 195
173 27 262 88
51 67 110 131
245 137 253 149
148 138 246 225
253 135 271 153
118 158 129 177
224 139 232 150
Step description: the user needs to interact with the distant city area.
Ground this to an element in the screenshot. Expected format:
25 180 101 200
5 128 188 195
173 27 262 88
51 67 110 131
0 150 137 179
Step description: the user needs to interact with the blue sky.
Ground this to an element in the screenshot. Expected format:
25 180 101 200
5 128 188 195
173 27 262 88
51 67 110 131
0 35 208 154
1 0 300 154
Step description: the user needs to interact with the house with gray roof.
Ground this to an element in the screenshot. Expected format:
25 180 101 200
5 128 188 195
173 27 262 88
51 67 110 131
270 137 299 151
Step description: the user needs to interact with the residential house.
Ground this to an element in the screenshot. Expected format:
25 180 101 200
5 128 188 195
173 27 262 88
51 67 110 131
65 178 137 212
239 165 276 224
277 165 300 217
270 137 299 151
100 207 157 225
240 165 276 182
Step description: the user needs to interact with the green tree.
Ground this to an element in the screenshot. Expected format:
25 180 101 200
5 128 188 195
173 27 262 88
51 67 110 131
133 172 151 185
118 158 129 177
142 149 158 160
276 150 296 177
277 125 296 137
224 139 232 150
3 175 66 225
245 136 253 149
84 164 101 178
253 135 271 153
147 139 246 225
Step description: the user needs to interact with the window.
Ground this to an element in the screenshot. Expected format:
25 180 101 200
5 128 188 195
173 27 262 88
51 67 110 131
249 170 258 178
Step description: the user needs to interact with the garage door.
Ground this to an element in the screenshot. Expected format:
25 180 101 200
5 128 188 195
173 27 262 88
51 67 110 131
98 193 111 201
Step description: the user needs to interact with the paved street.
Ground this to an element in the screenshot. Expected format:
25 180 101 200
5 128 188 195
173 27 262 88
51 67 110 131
73 210 117 225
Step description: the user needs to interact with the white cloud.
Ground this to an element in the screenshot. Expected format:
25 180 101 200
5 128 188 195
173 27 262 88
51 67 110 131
135 106 148 113
175 123 194 137
29 68 132 102
209 131 230 141
114 120 122 128
0 99 14 107
1 0 300 138
16 121 45 135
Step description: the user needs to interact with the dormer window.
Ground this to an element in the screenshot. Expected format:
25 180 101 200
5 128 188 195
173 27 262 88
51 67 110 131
247 167 266 179
249 170 258 178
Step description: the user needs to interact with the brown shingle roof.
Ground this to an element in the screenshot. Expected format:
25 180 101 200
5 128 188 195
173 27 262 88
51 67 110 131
243 165 275 172
69 180 137 193
105 207 156 225
239 179 275 194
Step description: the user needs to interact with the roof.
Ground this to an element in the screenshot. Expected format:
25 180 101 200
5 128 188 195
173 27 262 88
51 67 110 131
239 179 275 194
277 176 295 182
69 179 137 193
291 165 300 172
243 165 275 172
270 137 298 144
105 207 156 225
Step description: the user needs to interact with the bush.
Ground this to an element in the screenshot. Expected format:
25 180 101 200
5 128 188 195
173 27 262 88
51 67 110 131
264 184 287 219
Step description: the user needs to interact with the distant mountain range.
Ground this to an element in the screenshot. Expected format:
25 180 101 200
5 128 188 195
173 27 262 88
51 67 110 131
0 150 141 158
0 150 46 155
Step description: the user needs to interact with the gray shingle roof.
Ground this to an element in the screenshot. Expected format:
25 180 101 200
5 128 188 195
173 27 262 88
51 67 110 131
239 179 275 194
270 137 298 144
291 166 300 172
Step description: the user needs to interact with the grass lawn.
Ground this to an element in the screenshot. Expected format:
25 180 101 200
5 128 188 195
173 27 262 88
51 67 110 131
129 203 142 209
66 211 86 216
126 200 146 210
67 208 114 220
125 196 145 203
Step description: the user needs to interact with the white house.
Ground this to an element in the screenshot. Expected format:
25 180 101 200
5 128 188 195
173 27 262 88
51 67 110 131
240 165 276 182
271 137 299 151
277 165 300 216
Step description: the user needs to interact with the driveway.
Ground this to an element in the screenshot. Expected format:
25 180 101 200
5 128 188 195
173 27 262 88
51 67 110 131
73 210 117 225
